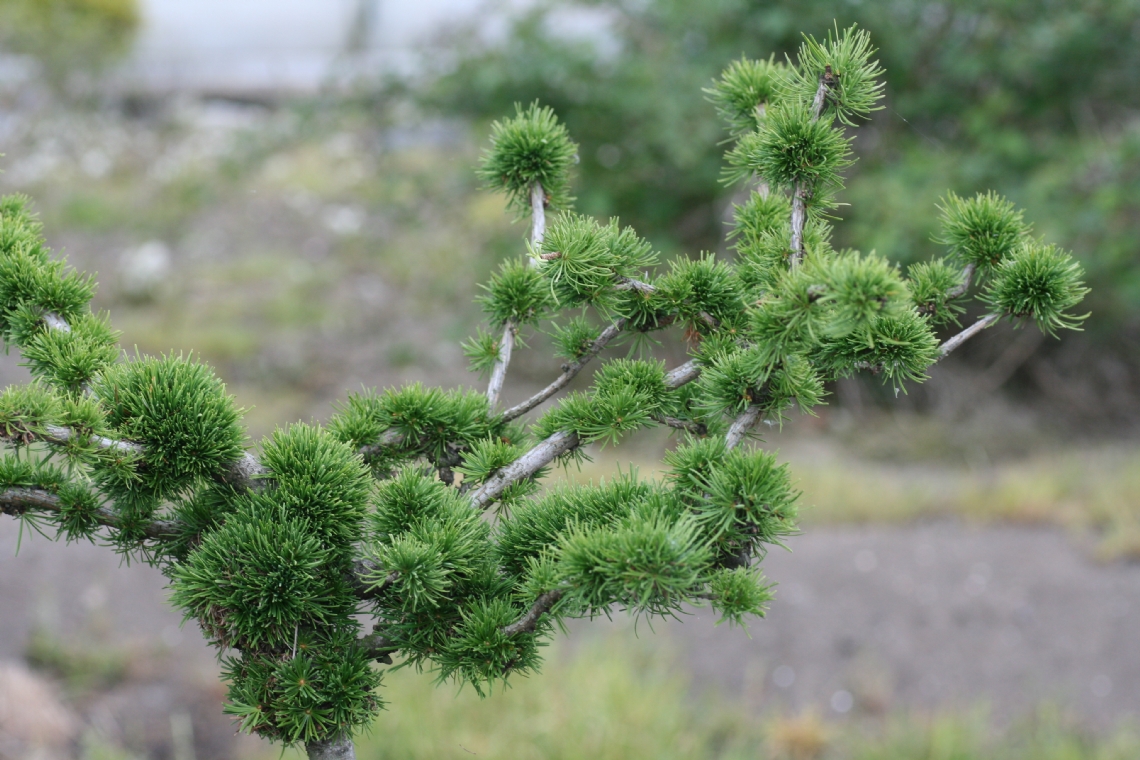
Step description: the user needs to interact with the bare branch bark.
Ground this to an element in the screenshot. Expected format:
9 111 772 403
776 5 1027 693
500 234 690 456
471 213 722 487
306 732 355 760
790 71 835 268
37 424 144 456
530 181 546 247
938 313 1000 359
485 321 516 409
0 486 179 540
501 319 627 422
651 413 707 435
945 262 977 300
724 405 762 450
42 312 71 333
502 588 565 637
664 360 701 389
469 430 579 510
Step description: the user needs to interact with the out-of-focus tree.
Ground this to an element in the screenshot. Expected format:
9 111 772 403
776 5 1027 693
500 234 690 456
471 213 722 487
0 0 140 91
426 0 1140 327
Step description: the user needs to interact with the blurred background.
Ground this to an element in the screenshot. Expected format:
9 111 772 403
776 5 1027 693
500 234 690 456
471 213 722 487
0 0 1138 758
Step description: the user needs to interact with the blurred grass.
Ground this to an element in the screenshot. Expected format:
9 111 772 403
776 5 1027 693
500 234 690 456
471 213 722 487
253 636 1138 760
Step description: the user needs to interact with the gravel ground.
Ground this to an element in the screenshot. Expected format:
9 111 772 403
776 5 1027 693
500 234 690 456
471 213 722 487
2 518 1138 758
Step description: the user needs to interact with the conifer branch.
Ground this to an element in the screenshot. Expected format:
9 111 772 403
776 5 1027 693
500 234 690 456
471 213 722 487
664 359 701 389
938 313 1000 358
485 321 517 409
530 181 546 246
0 485 179 540
469 430 579 510
42 311 71 333
651 413 708 435
501 319 627 422
789 72 835 267
33 424 145 456
946 262 976 300
502 588 565 637
724 404 762 450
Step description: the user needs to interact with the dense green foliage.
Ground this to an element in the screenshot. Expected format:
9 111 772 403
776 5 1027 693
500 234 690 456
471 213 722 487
427 0 1139 325
0 22 1090 756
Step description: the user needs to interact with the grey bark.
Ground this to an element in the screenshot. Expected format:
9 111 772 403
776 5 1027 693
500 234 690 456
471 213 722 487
501 319 627 422
530 181 546 247
306 732 355 760
724 405 762 450
939 313 1000 358
502 588 565 637
789 75 834 267
469 430 579 510
485 322 516 409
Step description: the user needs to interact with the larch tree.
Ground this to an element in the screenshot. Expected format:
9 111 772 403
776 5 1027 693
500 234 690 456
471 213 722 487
0 25 1088 760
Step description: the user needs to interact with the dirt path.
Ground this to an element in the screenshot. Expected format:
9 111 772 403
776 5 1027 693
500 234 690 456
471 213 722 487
2 519 1138 755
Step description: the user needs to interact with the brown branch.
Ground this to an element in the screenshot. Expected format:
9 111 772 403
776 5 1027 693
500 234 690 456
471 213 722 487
502 588 565 637
501 319 627 422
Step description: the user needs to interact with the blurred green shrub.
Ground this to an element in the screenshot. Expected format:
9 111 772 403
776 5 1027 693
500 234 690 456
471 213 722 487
0 0 140 90
426 0 1140 326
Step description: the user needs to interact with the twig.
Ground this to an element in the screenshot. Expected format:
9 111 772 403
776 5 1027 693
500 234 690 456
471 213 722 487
945 262 976 300
938 313 1000 359
485 321 517 409
469 430 580 510
502 589 565 637
724 405 762 450
530 182 546 247
501 319 627 422
651 413 707 436
790 69 836 267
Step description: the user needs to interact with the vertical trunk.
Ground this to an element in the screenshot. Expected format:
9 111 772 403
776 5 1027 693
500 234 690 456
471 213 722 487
306 732 355 760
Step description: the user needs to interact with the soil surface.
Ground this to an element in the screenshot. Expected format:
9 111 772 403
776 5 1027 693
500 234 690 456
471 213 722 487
2 520 1138 757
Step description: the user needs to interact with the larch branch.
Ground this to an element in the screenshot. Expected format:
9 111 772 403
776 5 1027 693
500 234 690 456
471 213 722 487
724 405 762 450
468 430 580 510
502 589 565 637
501 319 627 422
485 321 517 409
790 72 835 267
938 313 1000 359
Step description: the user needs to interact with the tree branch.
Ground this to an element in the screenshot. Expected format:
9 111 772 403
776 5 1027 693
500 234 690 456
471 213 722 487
42 311 71 333
530 181 546 247
469 430 580 510
938 313 1000 359
501 319 627 422
485 321 517 409
502 588 565 637
357 631 397 663
790 70 836 267
651 413 707 435
0 485 179 540
664 359 701 389
724 405 762 450
945 262 977 300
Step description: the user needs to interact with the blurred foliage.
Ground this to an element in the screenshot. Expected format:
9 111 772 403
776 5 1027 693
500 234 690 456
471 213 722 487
426 0 1140 328
261 635 1140 760
24 626 129 694
0 0 140 89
